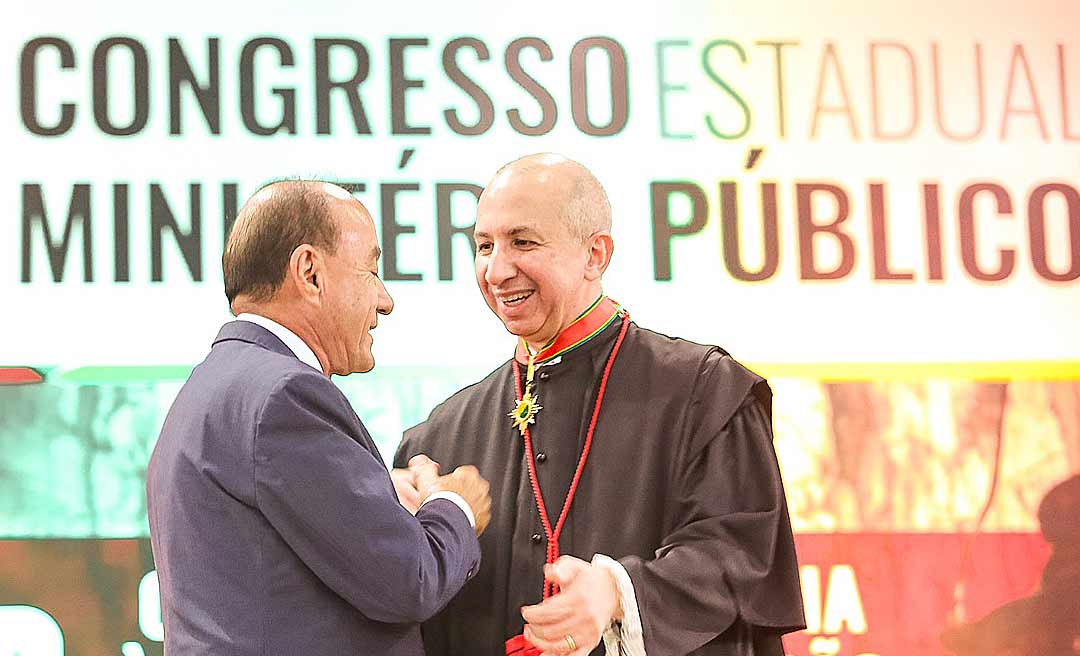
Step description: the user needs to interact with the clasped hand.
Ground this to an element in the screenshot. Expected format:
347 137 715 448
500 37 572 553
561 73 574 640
391 455 491 535
521 556 622 656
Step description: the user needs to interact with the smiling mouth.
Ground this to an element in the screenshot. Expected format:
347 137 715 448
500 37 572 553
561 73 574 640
500 291 534 306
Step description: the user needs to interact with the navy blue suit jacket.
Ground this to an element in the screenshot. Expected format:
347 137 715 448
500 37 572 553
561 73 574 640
147 321 480 655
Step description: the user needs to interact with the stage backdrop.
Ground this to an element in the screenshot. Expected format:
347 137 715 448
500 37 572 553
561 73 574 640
2 0 1079 654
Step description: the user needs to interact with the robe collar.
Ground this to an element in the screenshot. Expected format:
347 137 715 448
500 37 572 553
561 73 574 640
514 295 622 366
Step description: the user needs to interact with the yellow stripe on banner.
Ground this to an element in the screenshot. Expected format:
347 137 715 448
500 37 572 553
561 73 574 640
748 361 1080 381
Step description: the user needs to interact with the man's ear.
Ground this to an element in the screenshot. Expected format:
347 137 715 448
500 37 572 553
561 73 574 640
584 232 613 281
288 244 323 301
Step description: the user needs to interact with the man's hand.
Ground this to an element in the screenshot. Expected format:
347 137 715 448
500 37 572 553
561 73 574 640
390 455 440 513
390 468 421 513
521 556 622 655
423 464 492 536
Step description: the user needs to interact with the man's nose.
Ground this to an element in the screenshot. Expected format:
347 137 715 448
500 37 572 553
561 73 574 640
377 280 394 315
484 245 516 286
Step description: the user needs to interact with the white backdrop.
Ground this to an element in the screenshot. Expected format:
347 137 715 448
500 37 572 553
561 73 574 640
4 0 1078 371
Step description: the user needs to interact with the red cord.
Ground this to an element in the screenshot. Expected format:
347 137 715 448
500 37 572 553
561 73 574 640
512 313 630 599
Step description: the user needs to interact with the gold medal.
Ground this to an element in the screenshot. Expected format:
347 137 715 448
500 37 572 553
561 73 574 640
509 387 542 435
510 351 543 434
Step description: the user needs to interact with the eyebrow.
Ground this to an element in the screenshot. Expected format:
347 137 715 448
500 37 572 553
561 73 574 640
474 226 536 240
371 245 382 260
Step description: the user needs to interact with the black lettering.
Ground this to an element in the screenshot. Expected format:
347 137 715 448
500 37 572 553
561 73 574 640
314 38 372 135
443 38 495 136
114 184 129 282
436 183 481 280
570 37 629 136
720 181 778 281
151 184 203 281
506 38 557 136
651 181 707 281
380 183 422 281
169 38 221 134
222 182 240 247
92 37 150 136
390 38 431 135
239 38 296 136
21 183 93 282
20 37 76 136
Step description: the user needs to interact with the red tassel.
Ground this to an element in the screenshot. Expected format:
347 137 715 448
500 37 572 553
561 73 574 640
505 634 543 656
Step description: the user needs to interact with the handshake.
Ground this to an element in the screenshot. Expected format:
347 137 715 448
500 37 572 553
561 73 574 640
392 455 492 535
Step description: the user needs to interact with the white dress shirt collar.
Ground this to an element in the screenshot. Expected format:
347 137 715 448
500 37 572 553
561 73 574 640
234 313 324 374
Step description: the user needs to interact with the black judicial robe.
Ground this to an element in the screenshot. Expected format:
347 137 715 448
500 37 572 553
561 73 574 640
394 320 805 655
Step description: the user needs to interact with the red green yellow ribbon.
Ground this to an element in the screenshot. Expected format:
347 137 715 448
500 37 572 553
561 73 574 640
514 295 622 366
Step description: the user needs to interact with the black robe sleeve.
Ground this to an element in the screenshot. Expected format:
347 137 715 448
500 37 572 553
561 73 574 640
618 352 805 654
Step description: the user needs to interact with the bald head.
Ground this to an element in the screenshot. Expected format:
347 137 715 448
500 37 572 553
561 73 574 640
223 180 352 305
484 153 611 243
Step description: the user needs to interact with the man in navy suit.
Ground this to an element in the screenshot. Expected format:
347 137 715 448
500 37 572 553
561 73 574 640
147 180 491 655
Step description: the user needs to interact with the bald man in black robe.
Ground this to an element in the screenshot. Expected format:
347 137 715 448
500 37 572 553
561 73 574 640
394 154 804 656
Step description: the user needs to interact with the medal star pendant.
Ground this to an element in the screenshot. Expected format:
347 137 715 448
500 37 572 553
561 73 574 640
509 388 542 435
